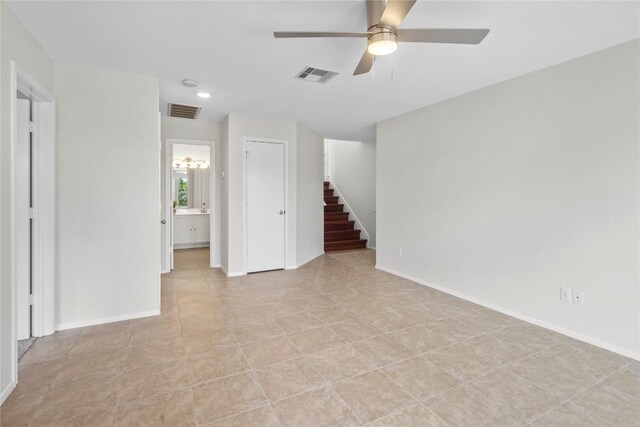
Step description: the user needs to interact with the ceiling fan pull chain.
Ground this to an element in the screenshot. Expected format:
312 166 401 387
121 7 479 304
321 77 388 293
371 61 375 90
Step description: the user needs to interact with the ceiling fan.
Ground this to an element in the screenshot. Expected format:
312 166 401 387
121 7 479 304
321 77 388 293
274 0 489 76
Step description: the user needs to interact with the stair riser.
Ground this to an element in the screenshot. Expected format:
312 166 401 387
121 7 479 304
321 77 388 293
324 204 344 213
324 240 367 251
324 222 355 232
324 230 361 242
324 212 349 221
324 196 339 205
324 189 334 197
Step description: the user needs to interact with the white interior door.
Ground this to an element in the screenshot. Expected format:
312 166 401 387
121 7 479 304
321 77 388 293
246 140 285 273
16 98 31 340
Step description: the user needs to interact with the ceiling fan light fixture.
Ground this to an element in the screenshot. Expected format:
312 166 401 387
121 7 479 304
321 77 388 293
367 31 397 56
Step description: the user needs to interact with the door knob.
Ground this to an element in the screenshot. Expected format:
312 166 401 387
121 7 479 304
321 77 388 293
161 219 166 224
279 210 285 215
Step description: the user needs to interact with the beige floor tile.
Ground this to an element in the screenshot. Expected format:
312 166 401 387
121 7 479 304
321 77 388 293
11 360 61 398
117 359 192 403
19 335 77 365
352 334 415 367
425 318 484 342
426 343 499 382
55 347 128 386
459 334 530 365
69 329 131 356
192 372 267 424
273 386 361 427
232 319 284 344
189 346 249 384
208 405 279 427
424 384 498 427
368 403 448 427
183 328 238 355
30 409 116 427
564 384 640 426
255 357 326 401
333 370 415 424
276 312 323 334
242 335 301 367
599 366 640 400
360 310 417 333
382 356 459 400
311 305 357 324
114 389 195 426
492 323 564 353
329 318 383 343
466 370 559 424
289 325 345 354
508 353 596 399
453 308 516 332
0 388 46 426
10 248 637 427
31 376 121 424
305 344 376 382
124 335 186 371
390 325 451 355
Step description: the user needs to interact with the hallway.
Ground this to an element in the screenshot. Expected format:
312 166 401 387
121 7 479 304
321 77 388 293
1 249 638 426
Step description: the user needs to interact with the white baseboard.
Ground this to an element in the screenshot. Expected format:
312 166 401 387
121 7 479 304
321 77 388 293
375 264 640 361
1 381 16 405
220 264 245 277
56 309 160 331
174 242 210 249
296 251 324 268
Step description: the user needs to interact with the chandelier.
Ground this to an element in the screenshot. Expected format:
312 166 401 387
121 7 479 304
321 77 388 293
174 157 209 169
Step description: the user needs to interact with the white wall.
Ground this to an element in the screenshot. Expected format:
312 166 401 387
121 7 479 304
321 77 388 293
221 114 298 275
0 1 55 402
161 116 221 267
219 114 324 275
377 40 640 358
326 139 377 247
297 123 324 266
56 63 161 329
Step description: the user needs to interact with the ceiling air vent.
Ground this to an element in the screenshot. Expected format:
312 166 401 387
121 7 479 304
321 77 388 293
168 103 201 119
295 66 338 84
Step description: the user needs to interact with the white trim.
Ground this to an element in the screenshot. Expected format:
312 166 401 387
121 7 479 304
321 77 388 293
219 263 245 277
375 264 640 361
56 309 160 331
163 138 216 272
329 181 371 245
296 251 324 268
243 137 291 274
9 62 56 395
174 242 210 250
0 382 16 406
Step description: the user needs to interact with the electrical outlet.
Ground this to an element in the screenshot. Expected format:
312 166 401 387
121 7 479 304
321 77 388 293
574 290 584 305
560 287 573 302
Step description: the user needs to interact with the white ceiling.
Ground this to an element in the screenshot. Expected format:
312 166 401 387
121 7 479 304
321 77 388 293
7 1 639 141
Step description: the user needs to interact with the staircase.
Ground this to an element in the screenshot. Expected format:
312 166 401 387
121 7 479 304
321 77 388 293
324 181 367 252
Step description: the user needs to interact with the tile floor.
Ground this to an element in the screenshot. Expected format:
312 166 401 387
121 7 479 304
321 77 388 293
1 248 638 426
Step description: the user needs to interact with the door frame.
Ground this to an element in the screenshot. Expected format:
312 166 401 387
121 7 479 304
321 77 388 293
8 62 56 395
242 137 290 274
163 138 216 271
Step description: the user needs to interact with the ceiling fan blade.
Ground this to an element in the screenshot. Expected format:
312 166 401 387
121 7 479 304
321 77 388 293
397 28 490 44
274 31 370 38
353 49 375 75
378 0 417 29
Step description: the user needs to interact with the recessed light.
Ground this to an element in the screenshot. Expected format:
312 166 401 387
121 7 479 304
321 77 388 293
197 92 211 99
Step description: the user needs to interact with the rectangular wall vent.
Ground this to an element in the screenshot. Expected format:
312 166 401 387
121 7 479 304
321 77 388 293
168 103 201 119
295 66 338 84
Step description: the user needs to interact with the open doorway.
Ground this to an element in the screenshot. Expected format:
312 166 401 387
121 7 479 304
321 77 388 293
9 62 56 395
162 139 215 272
